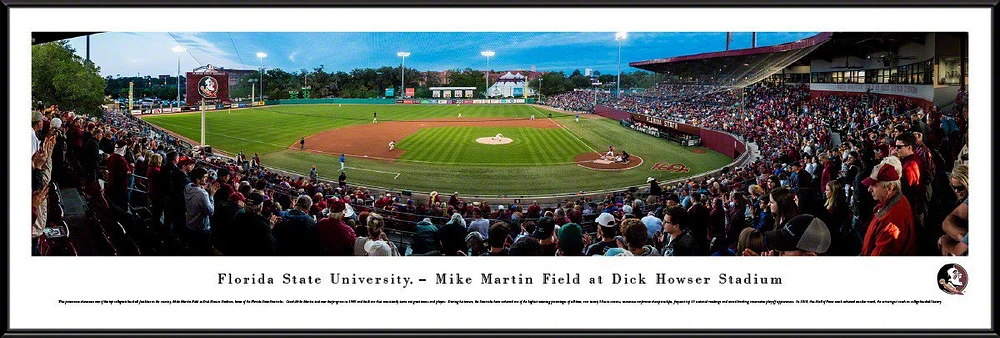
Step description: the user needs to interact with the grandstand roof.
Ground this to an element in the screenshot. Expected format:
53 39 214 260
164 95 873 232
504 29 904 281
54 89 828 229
802 32 929 63
629 32 832 87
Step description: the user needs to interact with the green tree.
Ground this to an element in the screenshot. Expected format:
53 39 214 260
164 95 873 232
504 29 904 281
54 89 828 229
446 68 486 96
32 40 107 116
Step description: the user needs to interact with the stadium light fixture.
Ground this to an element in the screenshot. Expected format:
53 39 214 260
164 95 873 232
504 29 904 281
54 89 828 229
615 32 627 98
397 52 410 98
481 51 495 98
256 52 268 101
172 46 186 106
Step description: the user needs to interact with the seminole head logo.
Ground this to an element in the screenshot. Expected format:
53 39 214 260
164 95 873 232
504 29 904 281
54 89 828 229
198 76 218 98
937 263 968 295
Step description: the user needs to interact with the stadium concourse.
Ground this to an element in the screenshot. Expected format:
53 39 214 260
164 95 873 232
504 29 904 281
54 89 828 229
30 32 969 257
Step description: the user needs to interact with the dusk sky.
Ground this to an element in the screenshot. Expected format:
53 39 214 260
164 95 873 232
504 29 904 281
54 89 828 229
65 32 818 77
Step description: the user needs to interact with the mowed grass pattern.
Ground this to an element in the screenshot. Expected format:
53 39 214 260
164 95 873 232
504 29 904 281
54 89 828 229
142 104 538 156
145 103 733 196
396 126 594 165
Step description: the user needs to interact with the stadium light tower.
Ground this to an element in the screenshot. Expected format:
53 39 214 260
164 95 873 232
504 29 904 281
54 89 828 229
615 32 627 98
397 52 410 98
481 51 495 98
256 52 268 102
172 46 185 107
538 76 543 102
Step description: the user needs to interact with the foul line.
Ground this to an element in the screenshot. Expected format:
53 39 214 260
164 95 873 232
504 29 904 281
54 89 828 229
147 120 290 149
531 105 601 156
345 166 402 176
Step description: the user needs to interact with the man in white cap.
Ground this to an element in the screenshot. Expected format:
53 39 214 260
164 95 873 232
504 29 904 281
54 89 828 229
584 212 619 256
860 157 916 256
648 177 662 196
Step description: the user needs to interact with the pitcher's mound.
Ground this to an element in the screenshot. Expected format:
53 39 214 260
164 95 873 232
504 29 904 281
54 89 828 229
476 137 514 145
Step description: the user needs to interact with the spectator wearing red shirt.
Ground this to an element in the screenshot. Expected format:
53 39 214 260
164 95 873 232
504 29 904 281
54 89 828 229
105 140 134 210
317 199 357 256
892 133 929 253
861 157 916 256
146 154 164 223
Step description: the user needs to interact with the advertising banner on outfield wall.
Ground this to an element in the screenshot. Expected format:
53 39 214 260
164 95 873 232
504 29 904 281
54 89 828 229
238 103 246 108
463 100 473 104
439 100 448 104
405 88 415 97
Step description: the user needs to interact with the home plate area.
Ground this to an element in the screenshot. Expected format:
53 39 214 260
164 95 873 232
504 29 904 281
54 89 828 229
573 153 643 171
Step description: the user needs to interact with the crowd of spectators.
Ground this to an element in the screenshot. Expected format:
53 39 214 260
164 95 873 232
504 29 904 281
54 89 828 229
539 81 970 257
543 90 601 113
33 77 970 256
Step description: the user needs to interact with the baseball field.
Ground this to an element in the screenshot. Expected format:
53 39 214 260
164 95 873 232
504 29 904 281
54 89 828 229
141 104 732 197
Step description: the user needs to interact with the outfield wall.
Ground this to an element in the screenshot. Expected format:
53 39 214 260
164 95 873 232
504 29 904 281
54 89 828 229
277 98 397 105
594 105 633 121
272 98 536 105
596 105 746 160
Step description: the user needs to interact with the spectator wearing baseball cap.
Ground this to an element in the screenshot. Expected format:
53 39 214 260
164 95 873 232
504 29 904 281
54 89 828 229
532 217 557 256
208 190 248 255
556 223 584 256
316 198 357 256
860 157 917 256
760 214 832 256
585 212 619 256
789 161 812 193
213 168 235 208
647 177 663 197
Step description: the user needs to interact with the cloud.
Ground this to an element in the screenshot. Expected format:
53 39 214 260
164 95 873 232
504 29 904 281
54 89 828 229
66 31 819 78
172 32 230 57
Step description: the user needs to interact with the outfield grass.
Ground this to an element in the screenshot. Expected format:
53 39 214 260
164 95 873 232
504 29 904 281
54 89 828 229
142 104 538 156
144 104 733 196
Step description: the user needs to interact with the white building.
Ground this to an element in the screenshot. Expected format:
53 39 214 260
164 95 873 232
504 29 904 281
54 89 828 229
487 71 535 98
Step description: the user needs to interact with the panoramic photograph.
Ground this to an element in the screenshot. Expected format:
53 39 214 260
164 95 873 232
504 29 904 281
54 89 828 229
30 31 969 257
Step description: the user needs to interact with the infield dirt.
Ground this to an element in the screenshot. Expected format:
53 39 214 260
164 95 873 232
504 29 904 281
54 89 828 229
293 117 560 161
